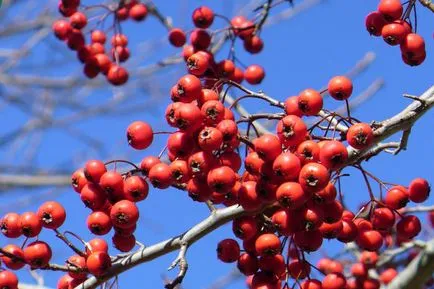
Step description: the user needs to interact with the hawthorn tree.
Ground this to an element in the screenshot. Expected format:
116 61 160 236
0 1 433 289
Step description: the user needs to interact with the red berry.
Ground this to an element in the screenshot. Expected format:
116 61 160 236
319 140 348 170
217 239 240 263
244 65 265 84
0 271 18 289
149 163 173 189
396 215 421 239
23 241 52 268
169 28 187 47
378 0 403 21
1 213 22 238
346 123 374 150
86 251 111 277
192 6 214 29
91 30 106 44
1 245 25 270
408 177 430 203
322 273 346 289
190 29 211 50
328 76 353 100
20 212 43 238
112 233 136 252
365 12 387 36
127 121 153 150
37 201 66 229
298 89 323 116
129 3 148 21
357 230 383 251
84 160 107 183
244 35 264 54
255 233 281 256
107 65 129 86
70 11 87 29
87 211 112 235
52 20 72 40
110 200 139 229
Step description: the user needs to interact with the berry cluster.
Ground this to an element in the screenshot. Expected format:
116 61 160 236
365 0 427 66
52 0 149 86
0 2 433 289
166 6 266 85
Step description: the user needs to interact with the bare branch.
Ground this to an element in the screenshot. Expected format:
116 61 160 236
418 0 434 12
75 205 249 289
345 85 434 165
386 238 434 289
165 242 189 289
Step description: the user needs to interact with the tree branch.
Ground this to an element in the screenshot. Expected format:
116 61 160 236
75 205 248 289
386 238 434 289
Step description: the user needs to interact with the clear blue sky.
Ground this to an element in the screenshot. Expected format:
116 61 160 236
1 1 433 289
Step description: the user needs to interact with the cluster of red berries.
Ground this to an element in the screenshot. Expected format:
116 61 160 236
167 6 266 85
115 56 429 287
0 200 117 289
365 0 426 66
0 202 61 288
314 252 402 289
1 3 432 289
215 176 429 289
52 0 149 86
56 238 112 289
71 159 143 252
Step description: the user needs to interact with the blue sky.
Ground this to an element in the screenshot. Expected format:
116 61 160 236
0 1 433 289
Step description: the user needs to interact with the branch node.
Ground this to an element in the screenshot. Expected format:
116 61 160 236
165 242 189 289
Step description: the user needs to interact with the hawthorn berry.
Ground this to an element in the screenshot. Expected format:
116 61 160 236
298 88 323 116
244 35 264 54
192 6 214 29
86 238 109 255
91 30 106 44
346 123 374 150
110 200 139 229
112 233 136 252
238 181 262 211
126 121 153 150
0 271 18 289
52 20 72 40
190 29 211 50
20 212 43 238
365 12 387 36
378 0 403 21
255 233 281 256
148 163 173 189
207 166 236 194
385 186 409 209
298 162 330 193
322 273 346 289
86 251 111 277
84 160 107 183
396 215 421 239
237 253 259 276
244 64 265 84
107 65 129 86
1 213 22 238
129 3 148 21
217 239 240 263
408 177 430 203
37 201 66 229
123 175 149 202
328 76 353 100
67 255 87 279
87 211 112 235
23 241 52 268
1 244 25 270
